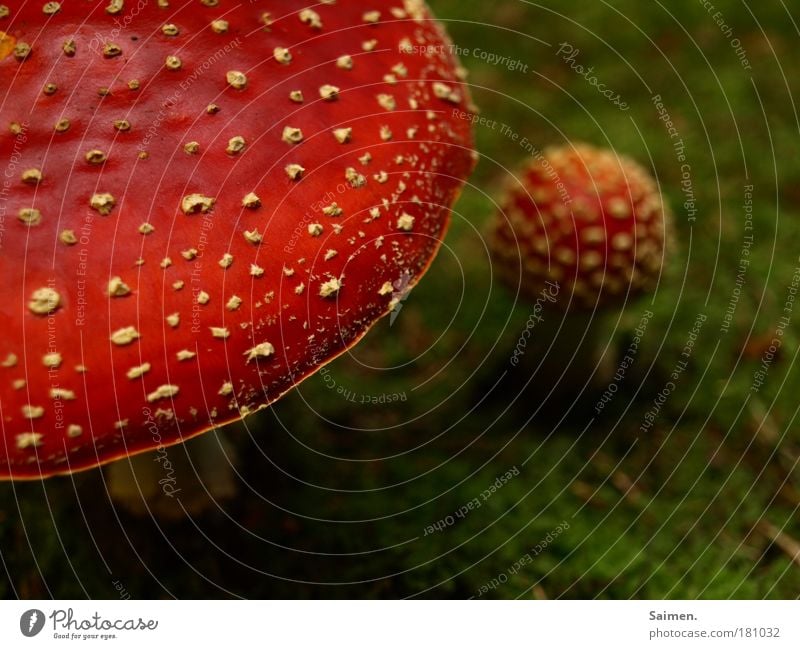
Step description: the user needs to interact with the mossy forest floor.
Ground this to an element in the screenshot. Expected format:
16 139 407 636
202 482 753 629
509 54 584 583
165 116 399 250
2 1 799 598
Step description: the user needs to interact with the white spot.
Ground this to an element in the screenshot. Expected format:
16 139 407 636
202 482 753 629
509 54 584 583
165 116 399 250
273 46 292 64
211 19 229 34
127 363 151 379
226 136 246 155
580 250 603 270
50 388 76 400
299 8 322 28
28 287 61 315
319 84 340 100
391 62 408 77
42 352 62 369
210 327 230 339
581 227 606 244
432 81 461 103
165 55 182 70
108 276 131 297
244 342 275 362
18 208 42 226
181 194 215 214
345 167 366 188
147 384 180 402
319 277 342 298
377 93 396 110
226 70 247 89
322 202 343 216
110 326 140 346
282 126 304 144
554 248 576 265
607 198 631 219
285 164 305 180
22 405 44 419
241 192 261 209
16 433 43 449
90 193 115 215
332 127 352 143
611 232 634 251
60 230 78 245
396 213 415 231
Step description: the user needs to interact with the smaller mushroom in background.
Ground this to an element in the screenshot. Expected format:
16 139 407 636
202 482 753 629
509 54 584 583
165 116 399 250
489 143 672 396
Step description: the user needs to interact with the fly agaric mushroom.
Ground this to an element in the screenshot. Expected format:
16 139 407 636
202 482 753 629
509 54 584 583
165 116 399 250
489 143 670 389
0 0 476 480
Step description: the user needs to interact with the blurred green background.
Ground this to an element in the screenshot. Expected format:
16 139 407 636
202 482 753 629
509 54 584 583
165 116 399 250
2 1 799 598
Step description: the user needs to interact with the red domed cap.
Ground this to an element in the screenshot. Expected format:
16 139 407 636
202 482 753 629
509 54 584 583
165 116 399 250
0 0 476 478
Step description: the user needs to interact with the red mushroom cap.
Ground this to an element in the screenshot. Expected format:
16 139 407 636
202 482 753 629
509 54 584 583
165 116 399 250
490 143 670 309
0 0 476 478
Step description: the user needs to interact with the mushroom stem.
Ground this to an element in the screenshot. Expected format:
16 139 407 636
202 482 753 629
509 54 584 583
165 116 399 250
107 427 238 519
